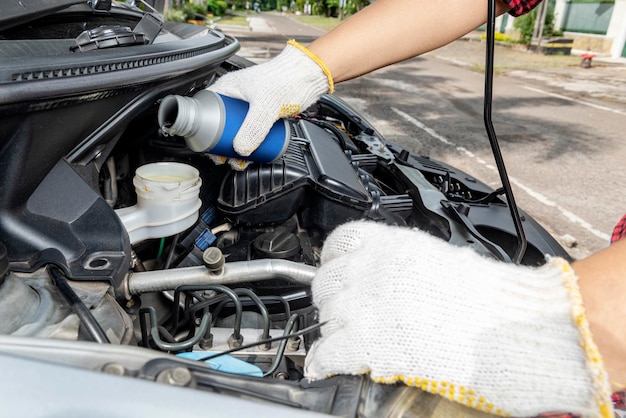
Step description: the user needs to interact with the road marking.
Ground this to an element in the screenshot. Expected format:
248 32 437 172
370 79 424 95
522 86 626 116
246 16 276 33
434 55 472 67
391 107 611 242
432 57 626 116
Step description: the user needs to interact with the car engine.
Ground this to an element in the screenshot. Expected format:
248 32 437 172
0 2 572 416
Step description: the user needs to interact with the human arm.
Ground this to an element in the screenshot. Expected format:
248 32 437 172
573 237 626 392
207 0 517 160
308 0 511 83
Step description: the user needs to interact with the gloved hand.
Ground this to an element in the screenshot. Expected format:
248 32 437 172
207 40 333 168
305 221 612 418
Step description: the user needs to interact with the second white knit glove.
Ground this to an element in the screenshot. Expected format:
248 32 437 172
305 221 612 418
208 40 333 159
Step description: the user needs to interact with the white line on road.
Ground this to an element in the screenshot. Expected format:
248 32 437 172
391 106 611 242
522 86 626 116
434 55 472 67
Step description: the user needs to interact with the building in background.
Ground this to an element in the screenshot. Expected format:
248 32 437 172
497 0 626 59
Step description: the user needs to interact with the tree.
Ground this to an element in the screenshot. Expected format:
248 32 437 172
206 0 228 15
311 0 369 17
513 3 555 44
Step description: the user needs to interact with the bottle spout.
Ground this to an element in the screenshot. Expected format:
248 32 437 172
158 90 224 153
158 94 197 138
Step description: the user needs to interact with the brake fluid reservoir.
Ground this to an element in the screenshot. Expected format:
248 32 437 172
157 90 289 163
115 162 201 244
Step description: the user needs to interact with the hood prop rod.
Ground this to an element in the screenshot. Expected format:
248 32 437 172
483 0 527 264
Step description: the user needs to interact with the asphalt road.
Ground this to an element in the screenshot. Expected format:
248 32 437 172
217 13 626 259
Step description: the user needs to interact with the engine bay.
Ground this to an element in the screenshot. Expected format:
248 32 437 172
0 2 573 416
0 84 569 376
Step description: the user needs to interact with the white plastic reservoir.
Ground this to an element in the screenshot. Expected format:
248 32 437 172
115 162 202 244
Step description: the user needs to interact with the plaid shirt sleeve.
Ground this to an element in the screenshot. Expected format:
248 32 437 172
611 213 626 244
501 0 544 16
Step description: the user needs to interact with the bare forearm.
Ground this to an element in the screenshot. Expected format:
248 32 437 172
308 0 511 83
573 238 626 392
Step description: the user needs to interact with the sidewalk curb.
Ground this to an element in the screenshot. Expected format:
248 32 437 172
461 32 626 67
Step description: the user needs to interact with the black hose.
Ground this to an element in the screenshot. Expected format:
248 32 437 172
312 119 349 150
48 266 110 344
163 233 180 270
158 325 177 343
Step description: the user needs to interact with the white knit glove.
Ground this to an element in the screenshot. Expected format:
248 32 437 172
208 40 333 160
305 221 612 418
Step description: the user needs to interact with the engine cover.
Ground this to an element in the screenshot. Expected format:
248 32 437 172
218 120 374 229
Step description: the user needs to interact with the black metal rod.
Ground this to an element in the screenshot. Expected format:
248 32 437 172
483 0 527 264
49 266 110 344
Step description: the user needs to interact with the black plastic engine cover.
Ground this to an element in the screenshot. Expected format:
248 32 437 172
218 120 373 228
0 8 239 287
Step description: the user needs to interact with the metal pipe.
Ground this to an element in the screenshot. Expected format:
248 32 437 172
263 314 298 377
143 306 211 351
125 259 317 296
172 285 244 341
233 289 271 347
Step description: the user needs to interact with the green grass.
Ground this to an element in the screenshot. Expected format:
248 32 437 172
469 64 508 76
292 15 342 31
214 13 250 26
213 12 342 31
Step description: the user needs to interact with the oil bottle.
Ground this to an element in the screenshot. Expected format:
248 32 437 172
158 90 289 163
